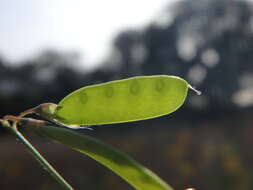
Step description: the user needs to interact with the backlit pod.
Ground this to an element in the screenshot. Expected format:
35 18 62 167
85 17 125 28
53 75 199 125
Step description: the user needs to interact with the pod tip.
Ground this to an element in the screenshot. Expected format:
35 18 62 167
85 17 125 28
189 85 201 95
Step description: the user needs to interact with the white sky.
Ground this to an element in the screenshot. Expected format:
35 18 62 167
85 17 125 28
0 0 176 69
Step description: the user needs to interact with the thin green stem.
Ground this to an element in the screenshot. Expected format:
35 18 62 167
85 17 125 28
1 121 74 190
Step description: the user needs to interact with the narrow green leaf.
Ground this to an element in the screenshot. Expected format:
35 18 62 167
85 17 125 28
32 125 173 190
54 75 197 125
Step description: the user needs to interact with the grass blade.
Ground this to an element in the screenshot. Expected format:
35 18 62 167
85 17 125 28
30 124 173 190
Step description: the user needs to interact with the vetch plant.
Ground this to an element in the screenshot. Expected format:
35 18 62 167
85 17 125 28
1 75 200 190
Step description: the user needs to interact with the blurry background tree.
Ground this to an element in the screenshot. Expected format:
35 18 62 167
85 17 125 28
1 0 253 117
105 0 253 115
1 0 253 190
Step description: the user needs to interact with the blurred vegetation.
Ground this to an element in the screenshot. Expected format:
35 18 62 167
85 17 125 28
1 0 253 189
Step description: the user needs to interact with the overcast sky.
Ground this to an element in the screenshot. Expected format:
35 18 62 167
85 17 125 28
0 0 177 69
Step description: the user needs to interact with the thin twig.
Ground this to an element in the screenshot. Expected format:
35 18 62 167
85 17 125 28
1 120 74 190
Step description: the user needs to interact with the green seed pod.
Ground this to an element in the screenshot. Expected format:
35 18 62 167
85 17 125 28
53 75 200 125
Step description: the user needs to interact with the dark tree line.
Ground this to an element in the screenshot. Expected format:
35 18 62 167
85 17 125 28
104 0 253 114
1 0 253 118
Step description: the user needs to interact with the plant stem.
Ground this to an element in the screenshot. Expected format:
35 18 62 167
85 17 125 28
2 121 74 190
